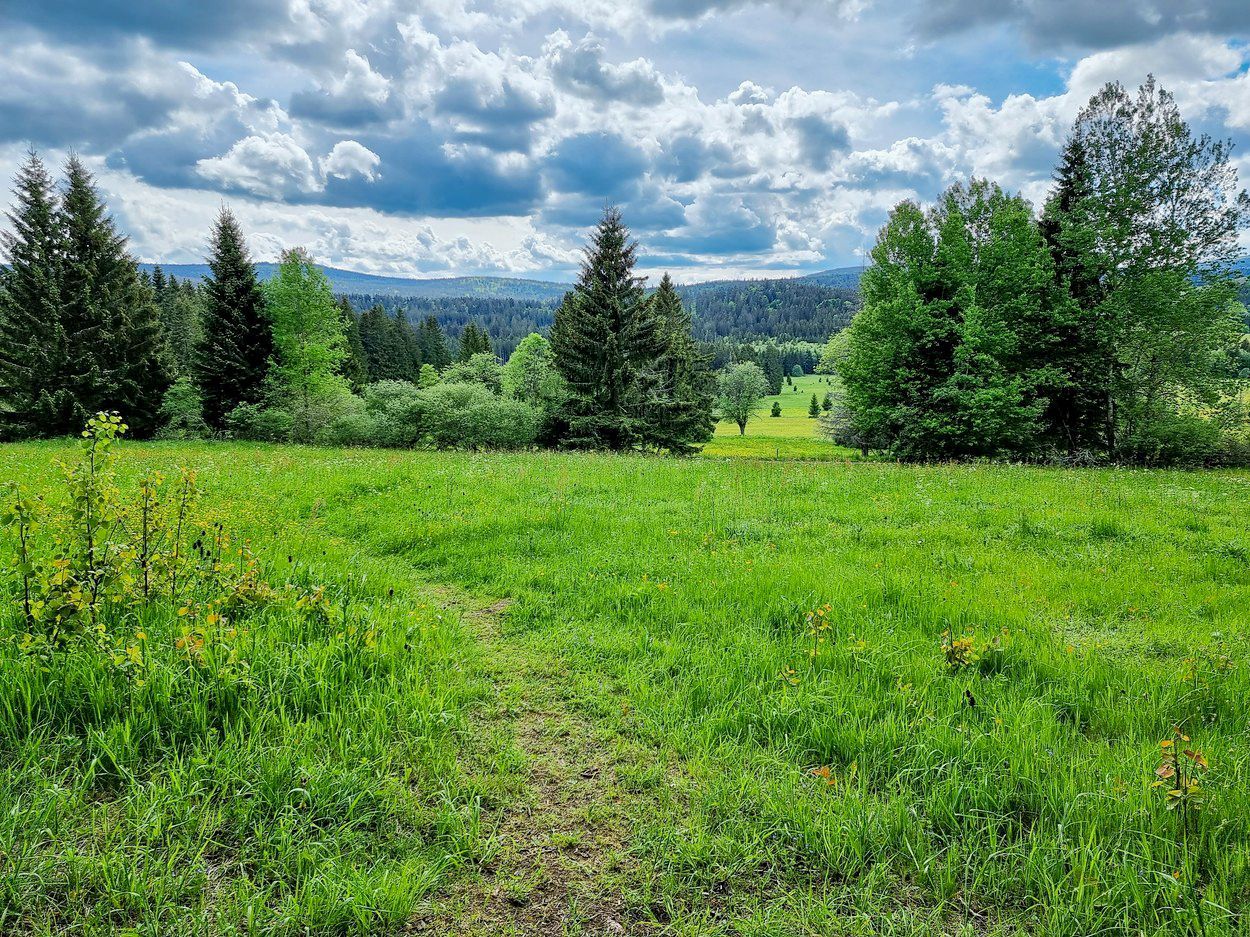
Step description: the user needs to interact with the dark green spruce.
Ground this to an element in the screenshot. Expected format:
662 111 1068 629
196 208 272 429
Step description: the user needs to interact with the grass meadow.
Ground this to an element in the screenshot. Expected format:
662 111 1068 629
703 374 852 460
1 440 1249 935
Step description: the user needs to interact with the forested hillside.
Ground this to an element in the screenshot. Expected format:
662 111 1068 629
341 276 859 356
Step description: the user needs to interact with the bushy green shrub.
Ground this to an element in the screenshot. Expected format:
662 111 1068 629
314 394 376 447
362 380 424 448
1120 412 1228 468
416 382 539 449
157 377 209 440
224 403 292 442
442 353 503 394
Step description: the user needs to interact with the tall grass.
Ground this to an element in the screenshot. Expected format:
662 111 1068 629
1 439 1248 934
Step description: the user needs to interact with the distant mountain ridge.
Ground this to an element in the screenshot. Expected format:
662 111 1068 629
140 262 871 302
140 263 572 301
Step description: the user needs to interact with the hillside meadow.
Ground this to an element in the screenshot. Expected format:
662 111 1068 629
704 373 849 461
1 440 1248 935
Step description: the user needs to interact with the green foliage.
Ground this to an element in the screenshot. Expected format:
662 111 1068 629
1039 78 1249 460
418 362 440 388
362 380 425 448
0 435 477 932
196 208 272 429
501 333 567 445
337 296 370 392
842 180 1074 460
718 361 770 435
1 156 173 439
770 401 782 417
457 321 493 361
808 393 820 418
414 382 540 449
642 274 717 454
223 402 292 442
157 377 208 440
0 151 71 439
263 249 354 442
760 343 784 395
442 352 503 394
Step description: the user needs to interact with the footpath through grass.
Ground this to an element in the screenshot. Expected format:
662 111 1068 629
1 441 1249 935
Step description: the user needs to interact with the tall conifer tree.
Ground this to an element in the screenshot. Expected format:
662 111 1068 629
197 207 272 428
643 273 716 453
58 156 170 437
550 207 666 449
0 152 72 438
416 315 452 371
336 296 369 391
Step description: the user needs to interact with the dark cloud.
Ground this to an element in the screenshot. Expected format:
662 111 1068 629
543 133 649 199
790 114 851 171
0 45 186 150
433 73 556 153
655 134 750 183
0 0 288 48
917 0 1250 50
314 133 545 217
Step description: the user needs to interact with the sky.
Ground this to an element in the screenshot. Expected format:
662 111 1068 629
1 1 1248 282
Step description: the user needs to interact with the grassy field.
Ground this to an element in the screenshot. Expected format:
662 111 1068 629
1 440 1249 935
703 374 854 460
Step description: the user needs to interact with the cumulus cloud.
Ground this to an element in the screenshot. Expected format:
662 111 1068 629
321 140 382 181
0 0 1246 277
290 49 397 127
542 31 666 105
196 134 323 198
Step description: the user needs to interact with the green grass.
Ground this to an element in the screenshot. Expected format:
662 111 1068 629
704 373 854 460
2 441 1250 935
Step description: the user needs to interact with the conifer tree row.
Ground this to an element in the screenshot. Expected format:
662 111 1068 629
0 154 171 438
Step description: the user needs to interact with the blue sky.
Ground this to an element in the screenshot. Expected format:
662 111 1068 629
1 0 1247 281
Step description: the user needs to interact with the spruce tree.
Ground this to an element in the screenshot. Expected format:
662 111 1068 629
0 151 72 438
197 208 272 428
393 309 423 380
458 322 492 361
336 297 369 391
160 280 203 377
808 393 820 418
416 315 452 371
58 156 170 437
761 343 784 395
359 304 398 381
643 273 716 453
550 207 666 450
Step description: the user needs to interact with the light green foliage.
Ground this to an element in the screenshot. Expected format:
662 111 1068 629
418 362 440 389
441 352 503 394
414 382 539 449
157 376 208 439
501 333 566 414
263 248 353 442
717 361 770 435
362 380 424 448
3 441 1247 933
